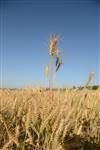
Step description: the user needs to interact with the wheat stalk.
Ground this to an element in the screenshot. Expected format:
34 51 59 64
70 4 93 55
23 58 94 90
84 72 95 88
44 65 49 78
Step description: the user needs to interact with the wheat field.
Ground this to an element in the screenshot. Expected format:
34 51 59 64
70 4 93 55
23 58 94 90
0 88 100 150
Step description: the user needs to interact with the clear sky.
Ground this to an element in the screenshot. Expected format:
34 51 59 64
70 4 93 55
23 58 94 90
0 0 100 88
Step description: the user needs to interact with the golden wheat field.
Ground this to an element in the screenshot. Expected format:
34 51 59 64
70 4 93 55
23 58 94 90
0 88 100 150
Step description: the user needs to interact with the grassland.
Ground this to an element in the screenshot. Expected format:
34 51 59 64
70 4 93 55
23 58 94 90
0 88 100 150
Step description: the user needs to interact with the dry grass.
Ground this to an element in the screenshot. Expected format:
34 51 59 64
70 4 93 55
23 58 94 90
0 88 100 150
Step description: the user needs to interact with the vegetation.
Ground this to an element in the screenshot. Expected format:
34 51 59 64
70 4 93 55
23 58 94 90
0 88 100 150
44 35 63 90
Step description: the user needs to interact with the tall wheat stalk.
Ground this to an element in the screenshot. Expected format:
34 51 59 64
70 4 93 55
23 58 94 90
49 35 58 90
44 35 63 92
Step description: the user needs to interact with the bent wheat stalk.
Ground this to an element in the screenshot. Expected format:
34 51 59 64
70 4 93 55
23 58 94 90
84 72 95 88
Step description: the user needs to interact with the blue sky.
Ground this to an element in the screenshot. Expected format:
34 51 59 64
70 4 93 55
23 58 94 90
0 0 100 88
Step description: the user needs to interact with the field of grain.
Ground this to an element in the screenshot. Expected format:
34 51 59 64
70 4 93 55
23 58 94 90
0 88 100 150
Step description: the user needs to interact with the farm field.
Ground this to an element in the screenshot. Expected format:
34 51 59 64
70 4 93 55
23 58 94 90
1 0 99 150
0 88 100 150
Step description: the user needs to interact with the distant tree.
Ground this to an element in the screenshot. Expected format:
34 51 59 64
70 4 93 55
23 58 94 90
92 85 99 90
73 86 76 89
